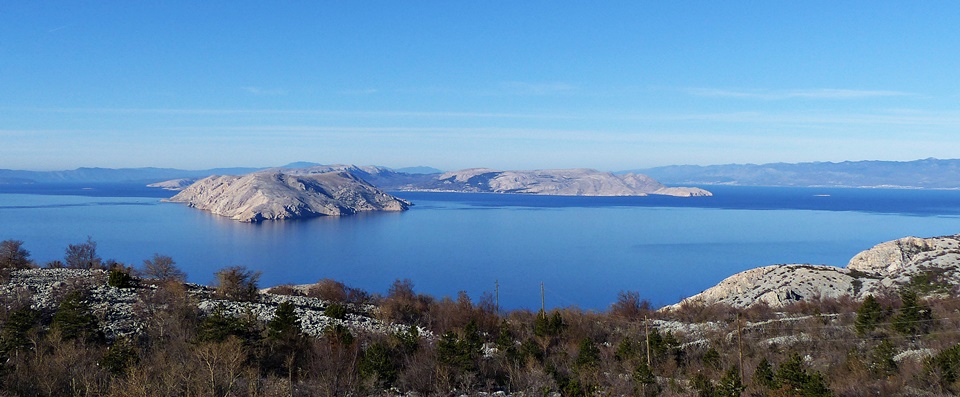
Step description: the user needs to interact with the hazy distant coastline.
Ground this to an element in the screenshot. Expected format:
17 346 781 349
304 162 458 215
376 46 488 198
5 158 960 190
631 158 960 189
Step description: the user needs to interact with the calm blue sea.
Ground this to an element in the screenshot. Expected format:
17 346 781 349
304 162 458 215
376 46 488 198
2 184 960 310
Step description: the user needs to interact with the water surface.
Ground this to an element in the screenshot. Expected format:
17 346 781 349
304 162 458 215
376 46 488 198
2 185 959 310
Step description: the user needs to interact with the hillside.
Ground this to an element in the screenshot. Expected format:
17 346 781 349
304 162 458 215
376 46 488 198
5 235 960 395
167 171 410 222
671 235 960 309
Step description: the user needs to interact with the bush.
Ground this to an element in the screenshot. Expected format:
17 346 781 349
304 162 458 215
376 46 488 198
324 303 347 320
266 284 303 296
108 267 134 288
308 278 347 301
213 266 261 302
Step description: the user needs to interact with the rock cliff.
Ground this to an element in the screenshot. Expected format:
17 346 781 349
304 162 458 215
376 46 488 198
168 171 410 222
669 234 960 309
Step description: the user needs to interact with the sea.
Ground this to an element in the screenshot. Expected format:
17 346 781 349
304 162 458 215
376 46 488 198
2 184 960 311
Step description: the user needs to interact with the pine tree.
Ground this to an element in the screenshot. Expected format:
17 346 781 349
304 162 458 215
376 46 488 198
51 291 101 342
893 289 932 336
754 358 777 390
716 366 745 397
855 295 884 336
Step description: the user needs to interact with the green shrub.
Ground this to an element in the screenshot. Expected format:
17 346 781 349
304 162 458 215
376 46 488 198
324 303 347 320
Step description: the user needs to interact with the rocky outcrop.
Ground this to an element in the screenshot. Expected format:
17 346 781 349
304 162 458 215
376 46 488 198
167 171 411 222
426 168 712 197
669 234 960 309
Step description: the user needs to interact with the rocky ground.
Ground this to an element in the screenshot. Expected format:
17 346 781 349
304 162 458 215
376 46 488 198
0 268 426 342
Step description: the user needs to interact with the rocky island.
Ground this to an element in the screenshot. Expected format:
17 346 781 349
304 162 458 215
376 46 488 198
412 168 711 197
167 171 410 222
152 164 712 198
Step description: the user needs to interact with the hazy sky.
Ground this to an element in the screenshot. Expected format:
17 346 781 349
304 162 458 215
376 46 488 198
2 2 959 171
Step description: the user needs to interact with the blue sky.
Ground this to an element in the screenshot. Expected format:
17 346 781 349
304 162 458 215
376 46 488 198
2 2 959 171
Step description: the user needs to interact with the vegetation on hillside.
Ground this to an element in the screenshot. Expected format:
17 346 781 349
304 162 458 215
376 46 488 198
2 238 960 395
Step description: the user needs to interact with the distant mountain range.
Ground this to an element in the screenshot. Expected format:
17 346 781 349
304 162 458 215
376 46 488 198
0 162 441 185
5 158 960 189
631 158 960 189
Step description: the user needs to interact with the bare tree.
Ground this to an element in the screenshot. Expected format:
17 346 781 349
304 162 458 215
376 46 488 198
141 254 186 282
65 237 102 269
213 266 261 301
0 240 32 269
609 290 651 320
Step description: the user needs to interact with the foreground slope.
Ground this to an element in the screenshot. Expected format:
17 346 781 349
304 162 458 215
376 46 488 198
168 171 410 222
670 234 960 309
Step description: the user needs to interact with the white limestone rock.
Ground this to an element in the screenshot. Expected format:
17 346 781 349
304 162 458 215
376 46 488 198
168 171 410 222
668 234 960 309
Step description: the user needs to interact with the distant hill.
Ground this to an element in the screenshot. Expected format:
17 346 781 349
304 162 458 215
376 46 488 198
0 162 444 186
419 168 710 197
0 166 263 184
394 166 444 174
630 158 960 188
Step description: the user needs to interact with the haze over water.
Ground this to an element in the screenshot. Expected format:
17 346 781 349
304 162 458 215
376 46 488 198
2 185 960 310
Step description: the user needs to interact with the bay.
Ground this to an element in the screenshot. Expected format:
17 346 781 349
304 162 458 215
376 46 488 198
1 184 960 310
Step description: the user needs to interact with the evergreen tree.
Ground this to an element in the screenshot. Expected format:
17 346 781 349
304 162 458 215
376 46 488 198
754 358 777 390
870 339 898 377
51 291 101 342
0 306 40 354
716 366 745 397
855 295 884 336
893 289 932 336
775 354 832 397
575 337 601 370
267 301 301 341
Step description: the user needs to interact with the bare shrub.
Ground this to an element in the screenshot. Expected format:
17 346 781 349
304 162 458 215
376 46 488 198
380 279 433 325
267 284 303 296
308 278 348 302
192 337 248 396
213 266 261 302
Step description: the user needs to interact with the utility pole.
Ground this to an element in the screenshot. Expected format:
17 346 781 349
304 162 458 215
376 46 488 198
737 313 745 383
540 282 545 317
645 316 652 368
495 279 500 315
